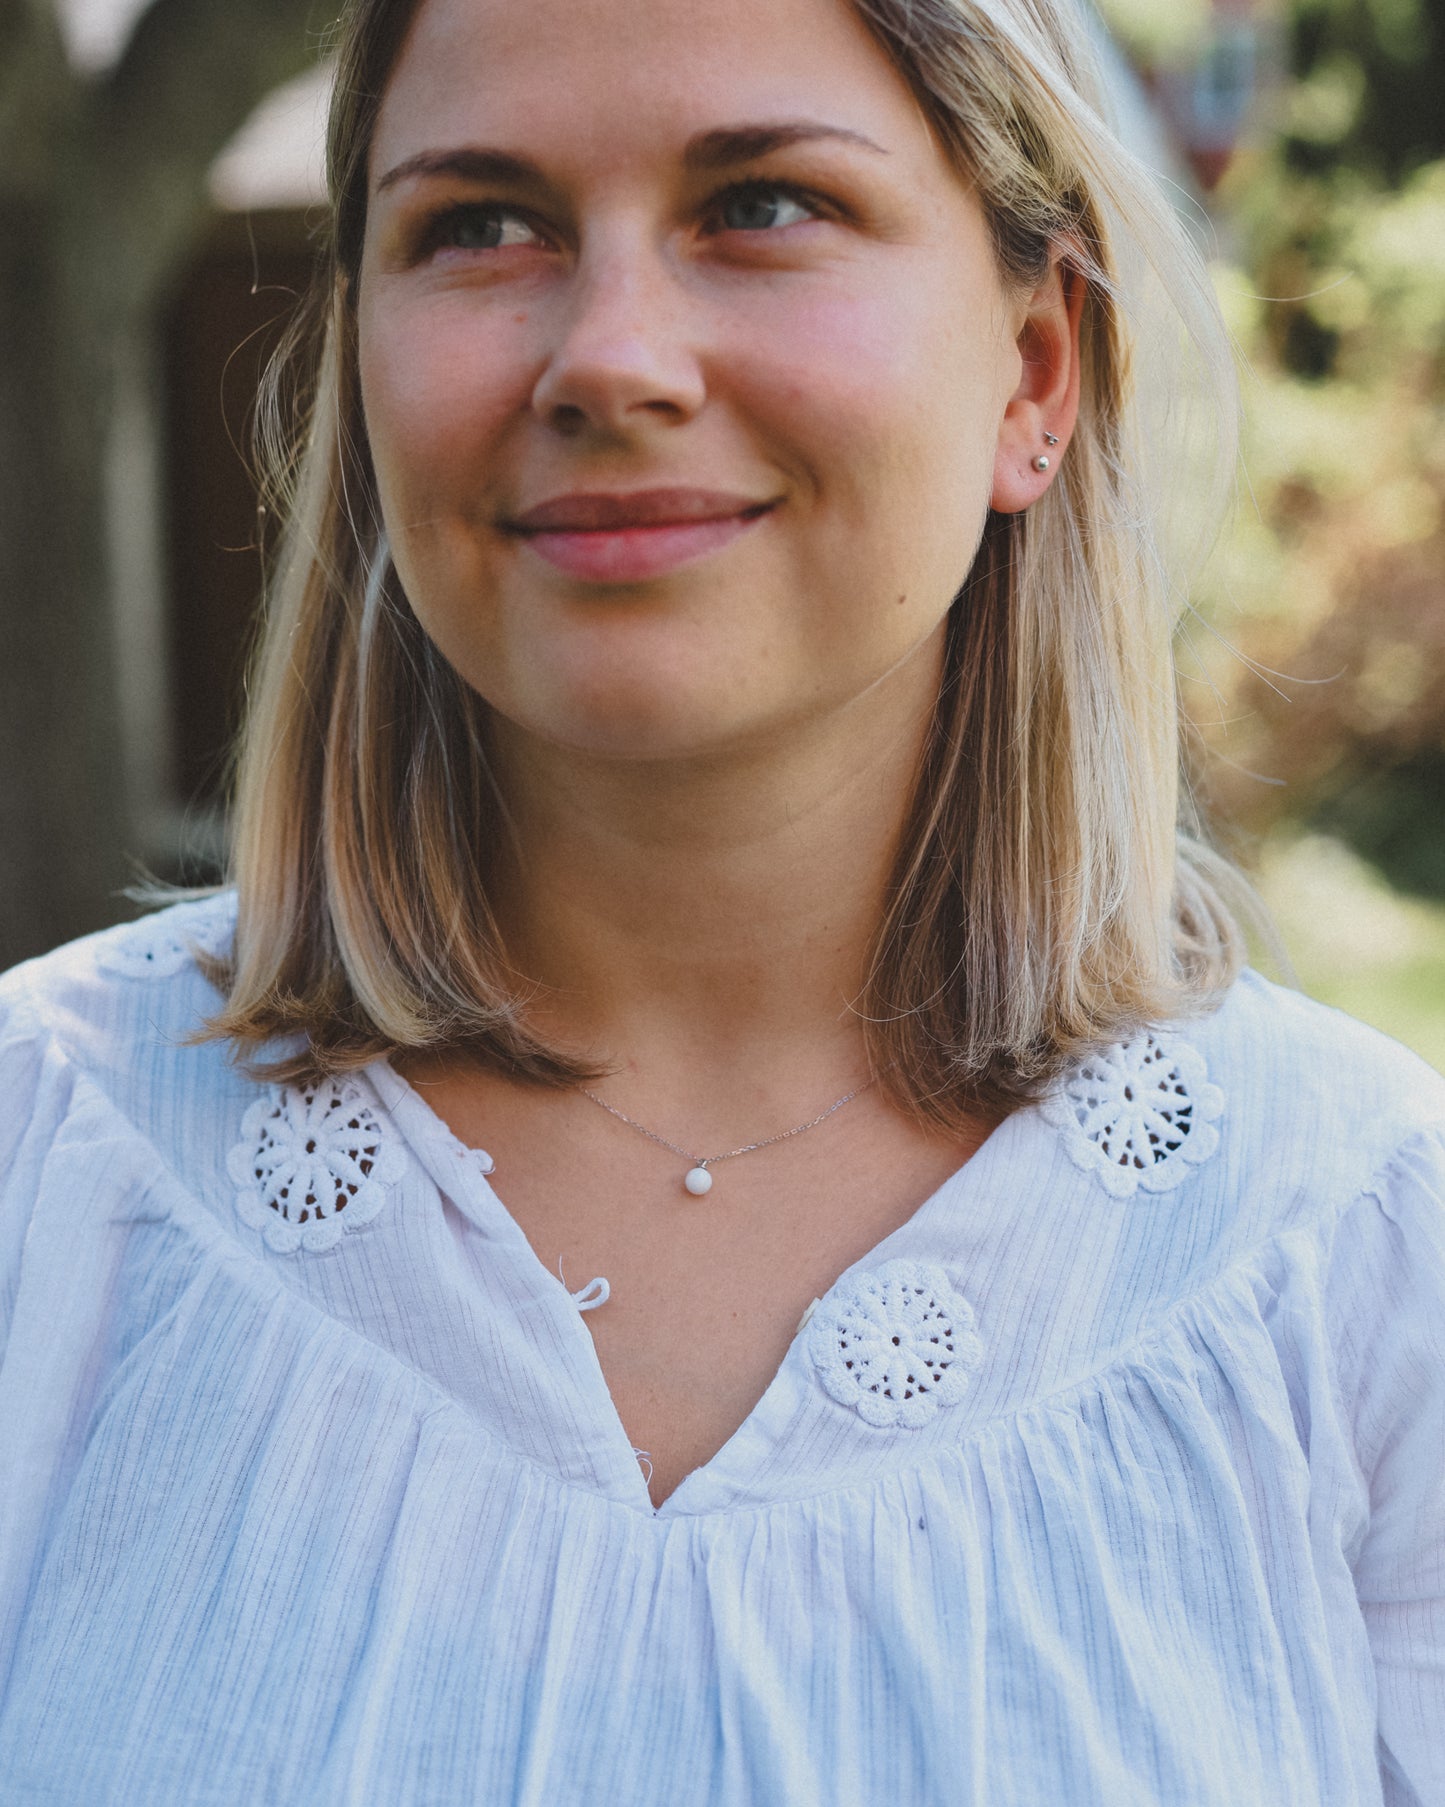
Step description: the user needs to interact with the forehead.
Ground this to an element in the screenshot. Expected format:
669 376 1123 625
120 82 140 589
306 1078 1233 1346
372 0 936 178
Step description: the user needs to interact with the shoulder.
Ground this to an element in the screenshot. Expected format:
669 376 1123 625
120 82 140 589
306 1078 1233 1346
1173 970 1445 1250
0 891 237 1050
1040 970 1442 1215
0 891 244 1215
1028 976 1444 1353
0 894 253 1326
1039 970 1441 1257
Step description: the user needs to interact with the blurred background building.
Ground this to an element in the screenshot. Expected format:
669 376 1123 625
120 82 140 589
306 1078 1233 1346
2 0 1442 1066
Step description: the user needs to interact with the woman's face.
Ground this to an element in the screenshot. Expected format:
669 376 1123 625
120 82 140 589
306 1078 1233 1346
359 0 1043 763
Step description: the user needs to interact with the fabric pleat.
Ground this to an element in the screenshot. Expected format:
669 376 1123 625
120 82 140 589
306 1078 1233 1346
0 902 1441 1804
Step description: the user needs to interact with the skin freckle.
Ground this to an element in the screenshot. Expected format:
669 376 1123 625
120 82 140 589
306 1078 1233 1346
359 0 1029 764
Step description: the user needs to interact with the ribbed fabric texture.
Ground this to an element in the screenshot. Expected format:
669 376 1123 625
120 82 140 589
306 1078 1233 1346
0 895 1441 1806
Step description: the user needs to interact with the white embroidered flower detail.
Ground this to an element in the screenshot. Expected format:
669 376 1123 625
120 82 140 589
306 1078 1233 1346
808 1259 984 1429
1042 1029 1224 1198
228 1078 407 1254
96 894 235 981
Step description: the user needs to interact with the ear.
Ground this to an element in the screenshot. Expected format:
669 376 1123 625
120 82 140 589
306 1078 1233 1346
989 256 1085 515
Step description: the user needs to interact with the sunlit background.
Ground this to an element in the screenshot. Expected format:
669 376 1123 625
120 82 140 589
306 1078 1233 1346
2 0 1441 1066
1097 0 1445 1071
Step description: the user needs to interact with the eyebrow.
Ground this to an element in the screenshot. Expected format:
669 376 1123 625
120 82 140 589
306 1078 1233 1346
375 121 889 194
683 122 889 169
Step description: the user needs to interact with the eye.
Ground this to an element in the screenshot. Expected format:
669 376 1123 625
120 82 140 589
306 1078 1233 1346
710 182 821 233
424 203 546 256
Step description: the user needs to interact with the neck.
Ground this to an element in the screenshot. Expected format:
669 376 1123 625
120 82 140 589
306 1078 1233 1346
487 658 939 1097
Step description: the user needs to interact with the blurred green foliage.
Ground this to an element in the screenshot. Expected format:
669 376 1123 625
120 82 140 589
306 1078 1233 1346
1115 0 1445 903
1284 0 1443 180
1098 0 1445 1064
1254 831 1445 1068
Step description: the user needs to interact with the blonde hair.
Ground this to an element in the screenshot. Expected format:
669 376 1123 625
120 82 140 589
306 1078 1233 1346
207 0 1245 1123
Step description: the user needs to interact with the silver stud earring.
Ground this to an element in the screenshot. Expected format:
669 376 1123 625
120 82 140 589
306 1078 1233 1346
1044 432 1059 446
1032 455 1051 472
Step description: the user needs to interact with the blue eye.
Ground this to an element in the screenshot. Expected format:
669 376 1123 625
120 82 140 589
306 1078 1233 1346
431 205 542 253
715 185 817 232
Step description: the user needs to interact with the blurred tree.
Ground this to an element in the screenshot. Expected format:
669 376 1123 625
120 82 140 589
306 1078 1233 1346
0 0 320 963
1285 0 1444 180
1095 0 1445 898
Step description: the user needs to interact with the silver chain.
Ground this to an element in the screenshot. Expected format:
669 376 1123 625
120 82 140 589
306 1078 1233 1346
577 1076 877 1171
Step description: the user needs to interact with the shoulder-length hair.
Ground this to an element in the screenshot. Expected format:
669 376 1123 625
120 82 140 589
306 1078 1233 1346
207 0 1245 1125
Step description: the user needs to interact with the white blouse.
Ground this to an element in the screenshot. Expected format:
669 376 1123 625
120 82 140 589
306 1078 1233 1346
0 893 1441 1805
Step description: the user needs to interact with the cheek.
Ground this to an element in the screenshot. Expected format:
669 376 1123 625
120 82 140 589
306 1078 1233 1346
737 287 1005 605
359 298 529 520
745 283 1003 486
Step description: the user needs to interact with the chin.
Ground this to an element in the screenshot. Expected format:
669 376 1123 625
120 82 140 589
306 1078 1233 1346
483 617 779 761
528 694 766 764
481 661 728 760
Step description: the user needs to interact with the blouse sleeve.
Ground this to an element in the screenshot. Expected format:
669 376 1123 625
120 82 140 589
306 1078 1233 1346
1331 1129 1445 1806
0 999 74 1367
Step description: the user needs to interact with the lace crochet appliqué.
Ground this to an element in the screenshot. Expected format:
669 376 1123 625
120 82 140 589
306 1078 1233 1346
808 1260 984 1429
228 1079 407 1254
96 894 235 981
1042 1030 1224 1198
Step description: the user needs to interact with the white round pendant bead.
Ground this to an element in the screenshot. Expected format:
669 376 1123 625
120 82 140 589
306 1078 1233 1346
684 1166 713 1196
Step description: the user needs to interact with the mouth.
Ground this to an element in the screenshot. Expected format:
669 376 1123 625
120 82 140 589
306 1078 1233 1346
502 488 778 583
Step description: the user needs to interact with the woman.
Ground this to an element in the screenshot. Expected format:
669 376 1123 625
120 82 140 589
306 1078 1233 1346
0 0 1440 1798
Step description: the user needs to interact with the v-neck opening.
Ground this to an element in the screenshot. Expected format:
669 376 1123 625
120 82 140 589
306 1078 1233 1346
367 1057 1032 1515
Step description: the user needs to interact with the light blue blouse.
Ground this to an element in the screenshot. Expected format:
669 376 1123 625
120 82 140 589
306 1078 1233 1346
0 894 1442 1805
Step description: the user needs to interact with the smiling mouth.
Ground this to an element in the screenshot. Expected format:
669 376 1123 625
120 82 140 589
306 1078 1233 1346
502 489 778 583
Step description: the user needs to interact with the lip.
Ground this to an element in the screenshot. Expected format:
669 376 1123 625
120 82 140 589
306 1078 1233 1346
502 488 777 583
507 488 772 532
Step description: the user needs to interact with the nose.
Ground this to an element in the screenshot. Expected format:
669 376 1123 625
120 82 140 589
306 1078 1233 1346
530 233 705 437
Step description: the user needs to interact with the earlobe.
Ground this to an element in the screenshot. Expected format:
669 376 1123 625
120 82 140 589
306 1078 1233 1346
989 260 1085 515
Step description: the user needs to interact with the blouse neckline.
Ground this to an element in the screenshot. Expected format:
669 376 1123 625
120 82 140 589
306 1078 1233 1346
365 1056 1038 1515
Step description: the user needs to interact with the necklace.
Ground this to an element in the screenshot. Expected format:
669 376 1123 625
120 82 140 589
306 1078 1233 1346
578 1076 877 1196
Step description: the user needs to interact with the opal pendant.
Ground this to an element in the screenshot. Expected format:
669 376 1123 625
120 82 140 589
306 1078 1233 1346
684 1166 713 1197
